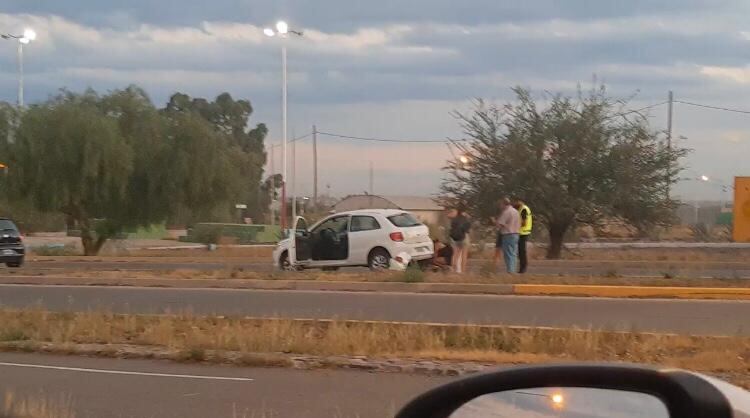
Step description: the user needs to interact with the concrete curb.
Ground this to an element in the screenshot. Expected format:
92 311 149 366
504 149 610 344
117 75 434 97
513 284 750 299
0 276 749 299
0 341 488 377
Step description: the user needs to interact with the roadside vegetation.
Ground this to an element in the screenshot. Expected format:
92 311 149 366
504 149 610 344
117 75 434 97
1 391 75 418
1 88 273 255
0 309 747 388
441 87 686 259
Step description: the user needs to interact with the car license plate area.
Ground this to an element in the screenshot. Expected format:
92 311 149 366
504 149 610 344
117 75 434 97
2 249 15 255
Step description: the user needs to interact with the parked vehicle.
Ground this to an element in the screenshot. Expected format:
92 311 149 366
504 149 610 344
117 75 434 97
273 209 433 271
0 218 25 267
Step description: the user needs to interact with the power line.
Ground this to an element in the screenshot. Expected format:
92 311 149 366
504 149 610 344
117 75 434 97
291 132 312 142
267 132 312 149
317 131 462 144
610 101 669 119
674 100 750 115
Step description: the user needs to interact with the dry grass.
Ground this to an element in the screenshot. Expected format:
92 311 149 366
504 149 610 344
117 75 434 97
0 309 748 382
1 391 75 418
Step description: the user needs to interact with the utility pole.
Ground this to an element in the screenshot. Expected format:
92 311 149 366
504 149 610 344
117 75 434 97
368 161 374 207
280 45 288 231
312 125 318 207
369 161 374 194
291 131 297 223
270 145 276 226
666 90 674 199
17 42 23 108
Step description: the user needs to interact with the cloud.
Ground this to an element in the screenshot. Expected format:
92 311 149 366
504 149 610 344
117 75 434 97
3 2 750 198
700 65 750 84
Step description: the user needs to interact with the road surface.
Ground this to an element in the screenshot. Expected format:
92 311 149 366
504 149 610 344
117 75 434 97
0 284 748 335
12 259 750 278
0 352 447 418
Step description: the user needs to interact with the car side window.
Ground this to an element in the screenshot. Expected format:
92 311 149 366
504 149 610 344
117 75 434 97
351 216 381 232
313 216 350 234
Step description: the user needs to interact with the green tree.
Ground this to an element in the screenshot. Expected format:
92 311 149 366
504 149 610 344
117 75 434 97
8 92 133 255
162 92 268 222
442 87 687 258
5 87 264 255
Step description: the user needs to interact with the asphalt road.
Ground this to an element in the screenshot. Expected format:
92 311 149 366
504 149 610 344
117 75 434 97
15 259 750 278
0 284 748 335
0 352 448 418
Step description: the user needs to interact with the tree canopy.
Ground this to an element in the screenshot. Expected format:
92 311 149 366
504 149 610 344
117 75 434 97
442 86 687 258
3 86 268 255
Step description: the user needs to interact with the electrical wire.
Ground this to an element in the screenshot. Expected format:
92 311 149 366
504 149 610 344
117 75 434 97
674 100 750 115
266 132 312 149
610 101 669 118
317 131 461 144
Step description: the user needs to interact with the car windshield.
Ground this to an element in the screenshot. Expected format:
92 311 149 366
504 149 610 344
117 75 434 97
0 220 17 231
387 213 421 227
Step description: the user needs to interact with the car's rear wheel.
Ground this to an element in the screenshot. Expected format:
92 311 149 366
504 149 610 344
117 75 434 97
5 261 21 268
368 248 390 271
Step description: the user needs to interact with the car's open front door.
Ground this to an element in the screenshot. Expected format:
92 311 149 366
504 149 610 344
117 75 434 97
290 216 311 265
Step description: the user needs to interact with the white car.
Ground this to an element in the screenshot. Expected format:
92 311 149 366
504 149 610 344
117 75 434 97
273 209 434 271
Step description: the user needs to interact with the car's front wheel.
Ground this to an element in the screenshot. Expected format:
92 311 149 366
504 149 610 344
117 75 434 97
368 248 391 271
278 252 298 272
5 261 22 268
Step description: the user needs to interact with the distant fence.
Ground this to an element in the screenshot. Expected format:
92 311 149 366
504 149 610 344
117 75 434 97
179 223 281 244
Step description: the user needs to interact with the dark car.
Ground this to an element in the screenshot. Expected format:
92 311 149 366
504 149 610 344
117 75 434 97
0 218 24 267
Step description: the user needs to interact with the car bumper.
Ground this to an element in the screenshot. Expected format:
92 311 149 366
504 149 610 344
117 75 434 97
392 242 433 261
0 246 25 263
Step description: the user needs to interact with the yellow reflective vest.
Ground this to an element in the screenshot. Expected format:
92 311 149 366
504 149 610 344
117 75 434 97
519 204 532 236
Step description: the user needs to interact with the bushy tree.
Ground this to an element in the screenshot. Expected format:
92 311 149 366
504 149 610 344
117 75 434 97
8 92 133 254
5 87 268 255
163 92 268 221
442 86 687 258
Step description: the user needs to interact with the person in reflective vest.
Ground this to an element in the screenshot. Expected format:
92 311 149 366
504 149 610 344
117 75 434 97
513 199 532 273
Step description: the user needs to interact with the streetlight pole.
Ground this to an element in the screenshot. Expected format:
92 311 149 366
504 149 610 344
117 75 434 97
2 28 36 108
264 21 302 233
17 41 23 107
281 44 288 231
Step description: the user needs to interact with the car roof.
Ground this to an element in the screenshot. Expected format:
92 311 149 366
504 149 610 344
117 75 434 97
333 209 408 217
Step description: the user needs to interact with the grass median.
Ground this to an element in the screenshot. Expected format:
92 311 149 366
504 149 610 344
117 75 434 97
0 309 747 388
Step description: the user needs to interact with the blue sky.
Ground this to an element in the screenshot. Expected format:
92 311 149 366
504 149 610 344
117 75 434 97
2 1 750 200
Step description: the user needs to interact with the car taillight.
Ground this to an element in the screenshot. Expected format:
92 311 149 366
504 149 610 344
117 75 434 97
389 232 404 242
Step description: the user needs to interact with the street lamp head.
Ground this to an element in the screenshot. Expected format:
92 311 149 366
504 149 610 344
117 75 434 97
23 28 36 41
459 155 470 164
276 20 289 34
700 175 710 182
263 27 276 37
18 37 30 44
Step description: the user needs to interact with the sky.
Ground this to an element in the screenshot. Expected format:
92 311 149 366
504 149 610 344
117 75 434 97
2 1 750 201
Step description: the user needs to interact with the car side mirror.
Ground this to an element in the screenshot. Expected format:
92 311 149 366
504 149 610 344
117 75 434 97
395 364 735 418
